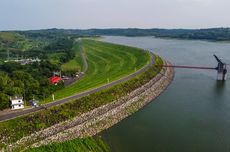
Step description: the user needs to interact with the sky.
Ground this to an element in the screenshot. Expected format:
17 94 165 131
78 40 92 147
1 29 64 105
0 0 230 31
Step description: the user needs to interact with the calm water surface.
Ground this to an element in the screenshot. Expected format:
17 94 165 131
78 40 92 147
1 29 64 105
101 36 230 152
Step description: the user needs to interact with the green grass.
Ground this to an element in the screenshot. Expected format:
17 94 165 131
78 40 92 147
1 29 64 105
61 42 84 72
0 55 163 151
44 39 150 103
47 52 67 65
61 59 81 72
25 137 110 152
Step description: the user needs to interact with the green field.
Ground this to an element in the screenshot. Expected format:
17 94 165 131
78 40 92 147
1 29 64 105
25 137 110 152
44 39 150 103
61 41 84 72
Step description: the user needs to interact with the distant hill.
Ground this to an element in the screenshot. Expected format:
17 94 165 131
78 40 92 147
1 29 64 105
1 28 230 52
20 28 230 41
0 32 25 42
0 32 25 50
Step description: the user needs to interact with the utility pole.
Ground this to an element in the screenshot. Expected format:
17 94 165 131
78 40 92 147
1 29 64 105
7 50 9 61
7 41 9 61
52 94 55 101
22 83 26 103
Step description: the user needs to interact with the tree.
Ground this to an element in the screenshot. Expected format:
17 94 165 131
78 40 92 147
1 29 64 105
0 72 10 91
12 71 39 101
0 93 10 110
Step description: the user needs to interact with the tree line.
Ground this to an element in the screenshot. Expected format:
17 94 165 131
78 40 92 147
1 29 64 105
0 61 61 110
0 32 76 110
21 28 230 41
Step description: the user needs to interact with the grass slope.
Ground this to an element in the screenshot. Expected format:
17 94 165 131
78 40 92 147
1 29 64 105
61 41 84 72
25 137 110 152
44 39 150 103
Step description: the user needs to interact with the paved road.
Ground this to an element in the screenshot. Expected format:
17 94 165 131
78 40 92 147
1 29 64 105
0 52 155 122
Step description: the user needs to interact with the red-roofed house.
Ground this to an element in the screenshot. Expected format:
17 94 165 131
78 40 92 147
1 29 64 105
50 76 63 85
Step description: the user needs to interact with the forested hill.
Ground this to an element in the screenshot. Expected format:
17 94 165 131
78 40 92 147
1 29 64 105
1 28 230 41
19 28 230 41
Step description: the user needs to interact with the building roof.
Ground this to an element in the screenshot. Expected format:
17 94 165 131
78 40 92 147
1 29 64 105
50 76 62 85
11 95 23 100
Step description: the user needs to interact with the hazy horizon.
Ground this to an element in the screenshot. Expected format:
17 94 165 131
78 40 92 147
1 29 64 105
1 0 230 31
2 27 230 32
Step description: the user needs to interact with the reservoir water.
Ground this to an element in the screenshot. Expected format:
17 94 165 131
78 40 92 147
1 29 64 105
101 36 230 152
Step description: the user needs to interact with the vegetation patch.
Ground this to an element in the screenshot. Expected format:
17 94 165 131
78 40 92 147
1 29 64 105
61 41 84 73
45 39 150 103
25 137 110 152
0 32 150 109
0 31 78 110
0 32 47 60
0 55 163 150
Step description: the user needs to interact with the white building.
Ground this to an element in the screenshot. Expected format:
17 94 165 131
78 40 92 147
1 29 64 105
11 96 24 110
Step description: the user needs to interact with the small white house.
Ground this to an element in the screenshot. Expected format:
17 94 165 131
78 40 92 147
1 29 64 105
11 96 24 110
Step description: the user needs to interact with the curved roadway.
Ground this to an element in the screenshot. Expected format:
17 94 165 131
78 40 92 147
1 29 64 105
0 52 155 122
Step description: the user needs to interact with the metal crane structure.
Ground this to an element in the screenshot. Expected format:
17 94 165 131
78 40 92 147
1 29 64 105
160 54 227 81
213 55 228 81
